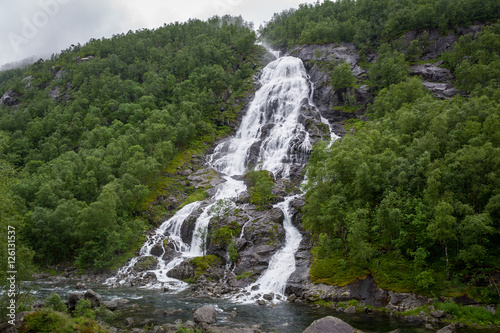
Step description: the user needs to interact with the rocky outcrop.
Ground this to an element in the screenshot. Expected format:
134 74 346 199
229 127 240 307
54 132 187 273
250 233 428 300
230 206 285 282
421 81 459 99
166 260 196 280
0 90 21 106
290 43 371 123
193 305 217 324
402 25 483 61
302 316 363 333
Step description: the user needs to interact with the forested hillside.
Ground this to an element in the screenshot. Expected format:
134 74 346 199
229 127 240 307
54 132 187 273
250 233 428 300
258 0 500 302
0 16 261 272
260 0 500 50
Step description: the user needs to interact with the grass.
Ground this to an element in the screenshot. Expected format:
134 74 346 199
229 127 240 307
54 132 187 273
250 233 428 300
189 255 222 278
19 308 110 333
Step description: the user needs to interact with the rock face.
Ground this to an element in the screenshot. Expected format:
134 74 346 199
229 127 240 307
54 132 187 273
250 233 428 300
0 90 21 106
302 316 363 333
193 305 217 324
290 42 368 124
230 206 286 283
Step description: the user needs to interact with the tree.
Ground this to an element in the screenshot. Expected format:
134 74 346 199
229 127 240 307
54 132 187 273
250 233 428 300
195 227 209 258
427 201 457 280
331 61 357 90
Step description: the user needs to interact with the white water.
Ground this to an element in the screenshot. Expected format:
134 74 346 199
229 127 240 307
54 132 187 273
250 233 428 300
241 195 302 302
108 53 326 301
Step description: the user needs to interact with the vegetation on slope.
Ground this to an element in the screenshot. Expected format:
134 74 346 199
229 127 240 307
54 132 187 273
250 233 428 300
303 22 500 302
259 0 500 50
0 16 262 272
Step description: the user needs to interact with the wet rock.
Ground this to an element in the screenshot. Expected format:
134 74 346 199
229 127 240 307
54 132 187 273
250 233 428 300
84 289 102 308
102 300 118 311
166 260 196 280
344 306 356 314
193 305 217 324
133 256 158 272
263 293 274 301
287 294 297 302
75 282 86 289
150 243 164 257
302 316 363 333
67 292 83 311
164 309 183 316
437 322 459 333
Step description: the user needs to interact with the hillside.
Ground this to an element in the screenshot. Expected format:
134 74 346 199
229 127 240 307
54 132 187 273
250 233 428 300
0 1 500 330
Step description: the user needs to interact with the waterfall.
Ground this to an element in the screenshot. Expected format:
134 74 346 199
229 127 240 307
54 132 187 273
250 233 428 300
108 54 326 301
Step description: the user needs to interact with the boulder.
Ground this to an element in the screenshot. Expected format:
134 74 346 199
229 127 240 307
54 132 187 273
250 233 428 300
302 316 363 333
84 289 102 308
344 306 356 314
193 305 217 324
430 310 445 318
166 260 196 280
102 300 118 311
67 292 83 311
436 323 459 333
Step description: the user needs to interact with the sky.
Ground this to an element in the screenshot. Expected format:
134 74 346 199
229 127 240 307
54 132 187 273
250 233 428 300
0 0 316 69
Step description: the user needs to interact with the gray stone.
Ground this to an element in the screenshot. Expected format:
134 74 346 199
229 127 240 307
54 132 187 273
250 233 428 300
421 81 459 99
84 289 102 308
102 300 118 311
287 294 297 302
125 317 134 326
302 316 363 333
430 310 445 318
0 90 21 106
193 305 217 324
344 306 356 314
67 292 83 311
410 63 453 82
263 293 274 301
75 282 86 289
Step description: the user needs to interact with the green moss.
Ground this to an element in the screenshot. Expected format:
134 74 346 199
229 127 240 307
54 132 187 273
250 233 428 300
189 255 222 278
133 256 158 271
179 188 207 209
235 271 254 280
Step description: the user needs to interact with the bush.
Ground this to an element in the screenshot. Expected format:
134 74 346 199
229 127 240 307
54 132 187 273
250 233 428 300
44 292 66 313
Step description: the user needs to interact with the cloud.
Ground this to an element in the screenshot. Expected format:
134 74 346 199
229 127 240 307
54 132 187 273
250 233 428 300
0 0 316 68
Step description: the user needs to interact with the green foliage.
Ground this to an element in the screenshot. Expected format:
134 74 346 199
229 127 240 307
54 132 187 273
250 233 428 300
189 254 222 278
235 271 253 280
247 170 275 208
44 292 67 313
19 308 109 333
260 0 500 50
0 16 260 270
435 301 500 326
369 44 408 90
304 52 500 296
331 61 356 90
74 299 95 319
227 240 238 262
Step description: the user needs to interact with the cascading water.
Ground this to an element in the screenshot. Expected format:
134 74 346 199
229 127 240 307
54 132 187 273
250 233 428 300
108 53 328 301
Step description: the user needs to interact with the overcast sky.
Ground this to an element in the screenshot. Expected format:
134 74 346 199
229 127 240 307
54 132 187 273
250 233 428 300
0 0 316 69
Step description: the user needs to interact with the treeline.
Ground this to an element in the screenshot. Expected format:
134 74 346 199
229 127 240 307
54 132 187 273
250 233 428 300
259 0 500 50
0 16 260 270
303 23 500 301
